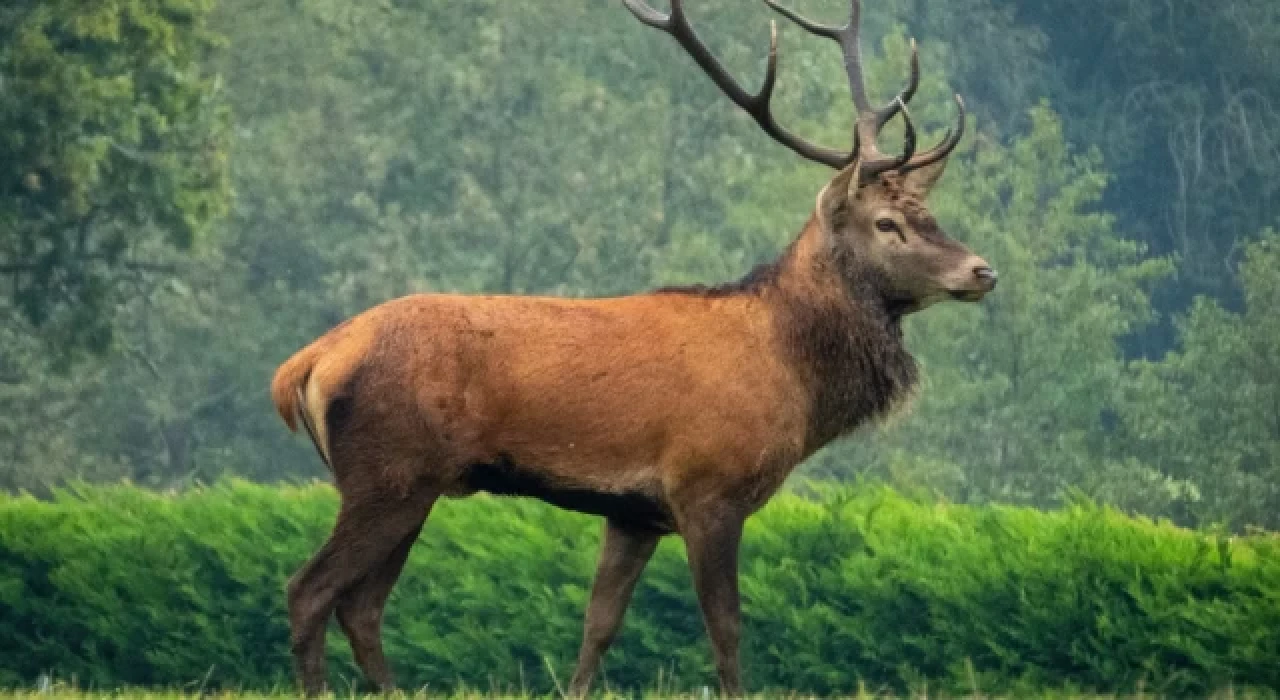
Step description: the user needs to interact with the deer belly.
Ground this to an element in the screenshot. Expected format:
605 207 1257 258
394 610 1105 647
460 454 675 534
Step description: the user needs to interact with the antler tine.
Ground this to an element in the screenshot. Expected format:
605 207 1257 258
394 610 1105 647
874 41 919 130
858 97 919 177
894 98 919 164
899 94 966 173
762 0 870 111
623 0 853 168
760 0 842 40
622 0 673 27
763 1 921 162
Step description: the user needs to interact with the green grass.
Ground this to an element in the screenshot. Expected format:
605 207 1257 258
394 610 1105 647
0 683 1275 700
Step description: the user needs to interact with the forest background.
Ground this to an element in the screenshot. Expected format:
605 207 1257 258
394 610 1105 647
3 0 1279 532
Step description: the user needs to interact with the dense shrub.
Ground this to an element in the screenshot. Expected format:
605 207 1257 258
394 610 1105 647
0 481 1276 695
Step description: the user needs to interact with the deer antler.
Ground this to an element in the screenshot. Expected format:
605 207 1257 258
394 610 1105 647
622 0 853 167
763 0 917 128
763 0 965 177
624 0 965 176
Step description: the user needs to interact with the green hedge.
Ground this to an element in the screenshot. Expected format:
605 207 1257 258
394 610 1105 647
0 481 1277 695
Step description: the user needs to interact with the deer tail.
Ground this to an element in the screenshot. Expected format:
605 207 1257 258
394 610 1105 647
270 342 333 469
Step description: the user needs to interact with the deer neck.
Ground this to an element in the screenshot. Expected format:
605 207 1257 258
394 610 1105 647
765 216 920 451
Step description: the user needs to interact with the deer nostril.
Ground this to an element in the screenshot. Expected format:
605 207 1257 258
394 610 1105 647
974 266 998 286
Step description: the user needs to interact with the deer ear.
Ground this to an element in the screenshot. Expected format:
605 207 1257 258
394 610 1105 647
816 159 863 232
903 157 949 195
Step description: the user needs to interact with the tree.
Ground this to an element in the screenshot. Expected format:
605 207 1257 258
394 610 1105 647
1118 233 1280 530
0 0 229 356
999 0 1280 353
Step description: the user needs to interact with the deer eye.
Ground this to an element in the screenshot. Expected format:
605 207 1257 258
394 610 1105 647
875 218 907 242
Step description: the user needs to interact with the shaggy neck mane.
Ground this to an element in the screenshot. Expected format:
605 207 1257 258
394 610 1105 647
656 216 919 450
652 257 785 298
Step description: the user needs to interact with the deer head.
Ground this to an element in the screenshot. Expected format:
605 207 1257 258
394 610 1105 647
624 0 996 315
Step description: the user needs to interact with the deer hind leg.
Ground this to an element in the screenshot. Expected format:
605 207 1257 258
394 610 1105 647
567 520 660 696
287 480 436 697
334 500 432 692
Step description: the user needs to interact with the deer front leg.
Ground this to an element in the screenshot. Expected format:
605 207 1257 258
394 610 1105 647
681 508 746 697
568 519 660 696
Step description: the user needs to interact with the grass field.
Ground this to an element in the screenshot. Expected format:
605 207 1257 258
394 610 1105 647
0 686 1275 700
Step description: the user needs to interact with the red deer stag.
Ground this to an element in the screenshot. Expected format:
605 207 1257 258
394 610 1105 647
271 0 996 695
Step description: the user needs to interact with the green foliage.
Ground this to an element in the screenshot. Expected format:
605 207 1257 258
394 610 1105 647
1117 233 1280 529
1 481 1277 696
0 691 1272 700
1002 0 1280 343
0 0 230 354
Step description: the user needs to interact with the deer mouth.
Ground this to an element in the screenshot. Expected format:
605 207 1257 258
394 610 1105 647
948 288 990 302
886 297 920 316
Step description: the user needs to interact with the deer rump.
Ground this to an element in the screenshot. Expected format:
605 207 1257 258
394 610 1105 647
272 291 810 535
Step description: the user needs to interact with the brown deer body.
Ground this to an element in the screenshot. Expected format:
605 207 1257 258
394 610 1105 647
270 1 996 695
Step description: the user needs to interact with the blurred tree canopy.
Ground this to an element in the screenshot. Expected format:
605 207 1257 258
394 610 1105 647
997 0 1280 353
0 0 229 355
1 0 1277 531
1118 233 1280 527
